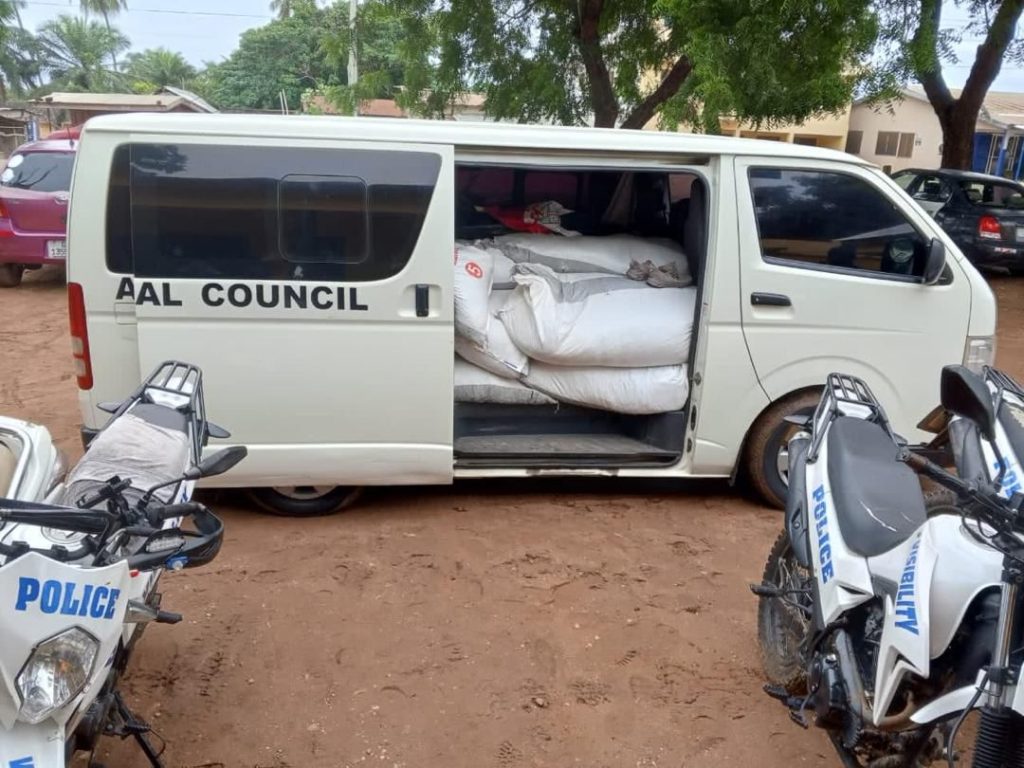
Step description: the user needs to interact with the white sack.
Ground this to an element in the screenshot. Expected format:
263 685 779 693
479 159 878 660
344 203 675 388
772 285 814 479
454 358 555 405
455 290 529 379
493 233 691 283
60 411 191 506
499 264 696 368
454 242 494 345
525 363 690 415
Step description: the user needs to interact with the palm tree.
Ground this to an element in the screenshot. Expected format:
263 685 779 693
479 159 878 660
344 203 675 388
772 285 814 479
37 15 128 92
269 0 294 19
125 47 196 90
79 0 127 71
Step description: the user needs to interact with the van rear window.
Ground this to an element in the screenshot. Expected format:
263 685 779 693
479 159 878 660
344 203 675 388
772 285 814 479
105 143 441 281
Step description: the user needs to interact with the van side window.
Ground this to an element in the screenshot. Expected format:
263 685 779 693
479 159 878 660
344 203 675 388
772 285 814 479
105 143 441 281
748 168 928 279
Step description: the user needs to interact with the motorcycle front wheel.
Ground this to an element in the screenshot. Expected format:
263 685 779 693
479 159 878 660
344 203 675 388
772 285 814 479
758 531 812 694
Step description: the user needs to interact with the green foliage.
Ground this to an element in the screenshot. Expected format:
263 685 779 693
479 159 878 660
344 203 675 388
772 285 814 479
203 0 343 111
378 0 878 129
125 47 196 92
36 14 128 92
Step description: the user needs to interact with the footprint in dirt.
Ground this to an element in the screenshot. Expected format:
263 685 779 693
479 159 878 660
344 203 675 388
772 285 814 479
615 649 639 667
497 740 523 766
568 678 611 706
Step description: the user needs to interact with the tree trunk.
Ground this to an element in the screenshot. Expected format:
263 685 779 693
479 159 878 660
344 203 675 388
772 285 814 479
573 0 619 127
620 55 693 130
103 12 119 73
939 109 979 169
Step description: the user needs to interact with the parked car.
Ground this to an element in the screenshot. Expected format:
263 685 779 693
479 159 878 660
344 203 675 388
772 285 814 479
892 167 1024 272
0 137 77 287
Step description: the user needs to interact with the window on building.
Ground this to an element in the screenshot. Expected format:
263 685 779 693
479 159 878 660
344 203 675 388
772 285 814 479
748 168 928 279
898 133 915 158
106 143 441 281
845 130 863 154
876 131 915 158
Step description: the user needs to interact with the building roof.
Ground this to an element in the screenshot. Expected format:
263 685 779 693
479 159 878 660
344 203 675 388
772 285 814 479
80 112 871 165
34 88 217 114
358 99 405 118
859 86 1023 130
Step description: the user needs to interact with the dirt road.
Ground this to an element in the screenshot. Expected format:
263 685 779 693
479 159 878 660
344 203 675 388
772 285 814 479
3 267 1023 768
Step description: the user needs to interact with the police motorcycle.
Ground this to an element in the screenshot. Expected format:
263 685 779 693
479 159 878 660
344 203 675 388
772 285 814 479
0 412 67 505
0 361 246 768
754 364 1024 768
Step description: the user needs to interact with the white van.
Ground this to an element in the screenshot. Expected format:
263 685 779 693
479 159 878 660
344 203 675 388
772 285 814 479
66 114 996 515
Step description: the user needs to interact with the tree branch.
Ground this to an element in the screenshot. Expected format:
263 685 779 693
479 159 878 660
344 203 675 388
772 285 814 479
620 54 693 130
572 0 619 127
913 0 954 114
959 0 1024 118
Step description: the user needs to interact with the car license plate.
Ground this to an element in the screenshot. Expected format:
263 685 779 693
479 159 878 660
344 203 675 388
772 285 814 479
46 239 67 260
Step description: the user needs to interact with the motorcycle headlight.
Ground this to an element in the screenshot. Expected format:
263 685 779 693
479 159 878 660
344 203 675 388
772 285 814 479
16 627 99 724
964 336 996 374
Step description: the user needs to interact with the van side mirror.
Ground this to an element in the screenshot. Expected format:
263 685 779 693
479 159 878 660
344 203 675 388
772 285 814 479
190 446 248 480
922 238 945 285
941 365 996 442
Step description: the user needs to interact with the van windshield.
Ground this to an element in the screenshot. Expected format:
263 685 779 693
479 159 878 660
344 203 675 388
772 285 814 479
1 152 75 193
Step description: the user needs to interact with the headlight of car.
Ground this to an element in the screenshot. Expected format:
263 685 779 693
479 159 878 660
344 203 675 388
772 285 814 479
16 627 99 724
964 335 996 374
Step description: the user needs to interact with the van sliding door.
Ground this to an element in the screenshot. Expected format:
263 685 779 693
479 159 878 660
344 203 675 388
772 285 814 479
120 138 455 487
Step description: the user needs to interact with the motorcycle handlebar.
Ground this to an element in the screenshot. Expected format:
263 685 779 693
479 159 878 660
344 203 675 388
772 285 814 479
147 502 204 524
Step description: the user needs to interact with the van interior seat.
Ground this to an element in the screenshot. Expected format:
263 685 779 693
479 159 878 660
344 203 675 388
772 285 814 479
0 437 20 497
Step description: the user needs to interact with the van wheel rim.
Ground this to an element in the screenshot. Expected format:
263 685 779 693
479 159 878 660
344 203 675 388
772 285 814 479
272 485 335 500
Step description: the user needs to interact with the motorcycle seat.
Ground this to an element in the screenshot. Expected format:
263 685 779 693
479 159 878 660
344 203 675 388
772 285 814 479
131 403 189 433
0 438 17 496
826 417 926 558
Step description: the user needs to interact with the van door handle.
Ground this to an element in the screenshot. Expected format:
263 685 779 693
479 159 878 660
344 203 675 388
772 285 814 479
750 292 791 307
415 284 429 317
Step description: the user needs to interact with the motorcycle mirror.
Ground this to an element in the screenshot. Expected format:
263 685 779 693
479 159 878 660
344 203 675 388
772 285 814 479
922 238 946 285
941 365 997 442
194 446 248 479
205 421 231 440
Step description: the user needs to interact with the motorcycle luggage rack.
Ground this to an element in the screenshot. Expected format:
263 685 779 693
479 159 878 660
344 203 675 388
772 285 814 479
808 373 897 461
100 361 209 466
985 366 1024 403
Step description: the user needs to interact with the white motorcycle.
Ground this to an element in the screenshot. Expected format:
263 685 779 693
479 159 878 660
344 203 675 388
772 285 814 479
0 361 246 768
1 413 67 504
755 365 1024 768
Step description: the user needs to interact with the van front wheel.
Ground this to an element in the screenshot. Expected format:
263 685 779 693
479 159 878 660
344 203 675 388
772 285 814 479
249 485 364 517
745 391 820 509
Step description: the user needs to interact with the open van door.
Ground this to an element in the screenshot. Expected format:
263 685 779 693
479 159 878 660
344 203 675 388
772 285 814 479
108 137 455 494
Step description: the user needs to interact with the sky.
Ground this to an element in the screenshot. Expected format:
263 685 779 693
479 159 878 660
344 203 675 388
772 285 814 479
12 0 1024 92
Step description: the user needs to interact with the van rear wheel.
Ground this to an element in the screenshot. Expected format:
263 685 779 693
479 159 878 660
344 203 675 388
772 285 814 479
0 264 24 287
249 485 364 517
745 391 820 509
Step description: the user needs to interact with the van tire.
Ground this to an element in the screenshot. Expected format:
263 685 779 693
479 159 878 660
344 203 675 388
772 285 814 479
0 264 24 287
249 485 364 517
745 391 821 509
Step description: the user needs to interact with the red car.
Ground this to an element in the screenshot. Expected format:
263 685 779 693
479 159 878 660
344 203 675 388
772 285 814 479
0 137 77 287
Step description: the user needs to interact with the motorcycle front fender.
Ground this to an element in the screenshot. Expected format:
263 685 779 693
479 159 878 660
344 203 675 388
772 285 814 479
785 436 812 568
0 721 66 768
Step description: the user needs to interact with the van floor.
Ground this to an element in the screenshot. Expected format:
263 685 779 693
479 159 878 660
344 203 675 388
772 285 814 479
453 403 686 468
454 433 678 467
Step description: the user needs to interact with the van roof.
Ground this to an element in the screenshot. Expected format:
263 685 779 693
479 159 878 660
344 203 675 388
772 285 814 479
81 113 870 166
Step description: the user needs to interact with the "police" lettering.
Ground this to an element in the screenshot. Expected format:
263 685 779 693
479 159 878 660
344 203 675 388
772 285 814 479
812 484 835 584
9 758 35 768
14 577 120 620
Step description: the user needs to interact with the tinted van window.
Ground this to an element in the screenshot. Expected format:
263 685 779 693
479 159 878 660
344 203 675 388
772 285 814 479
2 152 75 193
749 168 927 279
105 143 441 281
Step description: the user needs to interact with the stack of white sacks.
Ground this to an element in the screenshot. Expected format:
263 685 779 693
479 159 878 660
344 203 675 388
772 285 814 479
453 233 695 415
